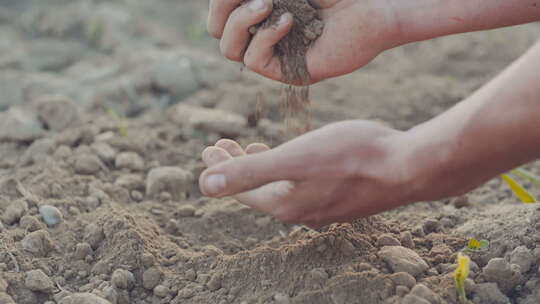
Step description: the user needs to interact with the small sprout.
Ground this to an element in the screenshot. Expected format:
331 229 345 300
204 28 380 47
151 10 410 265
467 238 489 251
512 168 540 188
454 252 470 304
106 108 128 137
501 174 537 203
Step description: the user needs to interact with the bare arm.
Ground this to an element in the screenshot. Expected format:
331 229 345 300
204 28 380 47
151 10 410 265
392 0 540 44
404 40 540 201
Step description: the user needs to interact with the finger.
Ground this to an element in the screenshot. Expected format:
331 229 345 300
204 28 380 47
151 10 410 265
215 139 245 157
220 0 273 62
245 143 270 154
199 148 302 197
243 13 293 82
202 146 233 167
207 0 243 39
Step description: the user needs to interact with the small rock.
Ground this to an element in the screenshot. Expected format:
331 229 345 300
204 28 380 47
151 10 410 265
0 107 44 142
423 219 440 234
412 226 425 237
207 274 222 291
20 138 55 165
509 246 534 273
39 205 63 227
142 267 162 290
35 95 80 131
483 258 522 293
396 285 409 297
115 152 144 171
0 277 8 291
146 166 194 200
168 104 247 137
410 284 440 304
378 246 429 277
84 223 105 250
400 231 414 248
1 199 28 225
473 283 510 304
177 205 196 217
91 142 116 164
274 292 291 304
153 285 170 297
131 190 143 202
376 234 401 247
74 242 93 260
20 215 44 232
54 145 73 159
75 154 105 175
0 292 15 304
185 269 197 281
21 229 54 256
25 269 54 292
151 56 201 100
389 272 416 289
59 292 112 304
102 286 117 304
114 174 144 190
401 294 430 304
111 269 134 290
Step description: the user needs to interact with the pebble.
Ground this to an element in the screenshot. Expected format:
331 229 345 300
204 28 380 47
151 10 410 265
25 269 55 292
422 219 440 234
102 286 117 304
115 152 144 171
185 269 197 281
473 283 510 304
400 231 414 248
146 166 194 200
20 215 44 232
0 292 15 304
482 257 522 293
0 277 7 291
142 267 162 290
378 246 429 277
35 95 80 131
177 205 196 217
1 199 28 225
39 205 63 227
401 294 431 304
274 292 291 304
0 107 44 142
21 229 54 256
74 242 93 260
114 174 144 190
153 285 170 297
168 104 247 138
131 190 143 202
376 234 401 247
411 225 425 237
91 142 117 164
58 292 112 304
151 55 201 100
388 272 416 289
111 269 135 290
84 223 105 250
20 138 55 165
207 274 222 291
509 245 534 273
410 284 440 304
54 145 73 159
75 154 105 175
396 285 409 297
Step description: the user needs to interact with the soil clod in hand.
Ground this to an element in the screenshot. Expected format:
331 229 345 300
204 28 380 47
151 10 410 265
252 0 324 135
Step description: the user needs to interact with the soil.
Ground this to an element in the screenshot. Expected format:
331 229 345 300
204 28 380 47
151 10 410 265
253 0 324 134
1 1 540 304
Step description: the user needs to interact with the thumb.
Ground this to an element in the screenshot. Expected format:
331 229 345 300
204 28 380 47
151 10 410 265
199 149 299 197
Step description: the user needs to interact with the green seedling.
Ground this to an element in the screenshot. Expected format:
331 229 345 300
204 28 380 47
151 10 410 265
501 174 537 203
465 238 489 252
454 252 470 304
106 108 128 137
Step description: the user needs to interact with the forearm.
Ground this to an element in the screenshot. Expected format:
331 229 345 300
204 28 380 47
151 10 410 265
390 0 540 44
404 41 540 200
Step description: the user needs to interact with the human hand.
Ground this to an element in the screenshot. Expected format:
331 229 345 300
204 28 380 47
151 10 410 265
207 0 401 84
199 121 427 228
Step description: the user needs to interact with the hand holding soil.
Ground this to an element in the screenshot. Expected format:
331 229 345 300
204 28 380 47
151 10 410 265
207 0 399 84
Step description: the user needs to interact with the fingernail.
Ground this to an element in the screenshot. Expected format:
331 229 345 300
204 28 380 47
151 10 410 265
250 0 266 11
278 13 289 25
204 174 226 195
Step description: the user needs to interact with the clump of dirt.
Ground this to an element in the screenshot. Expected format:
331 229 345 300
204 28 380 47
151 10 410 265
253 0 324 134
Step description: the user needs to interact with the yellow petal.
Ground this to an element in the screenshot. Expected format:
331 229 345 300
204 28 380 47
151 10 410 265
501 174 537 204
455 252 470 281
